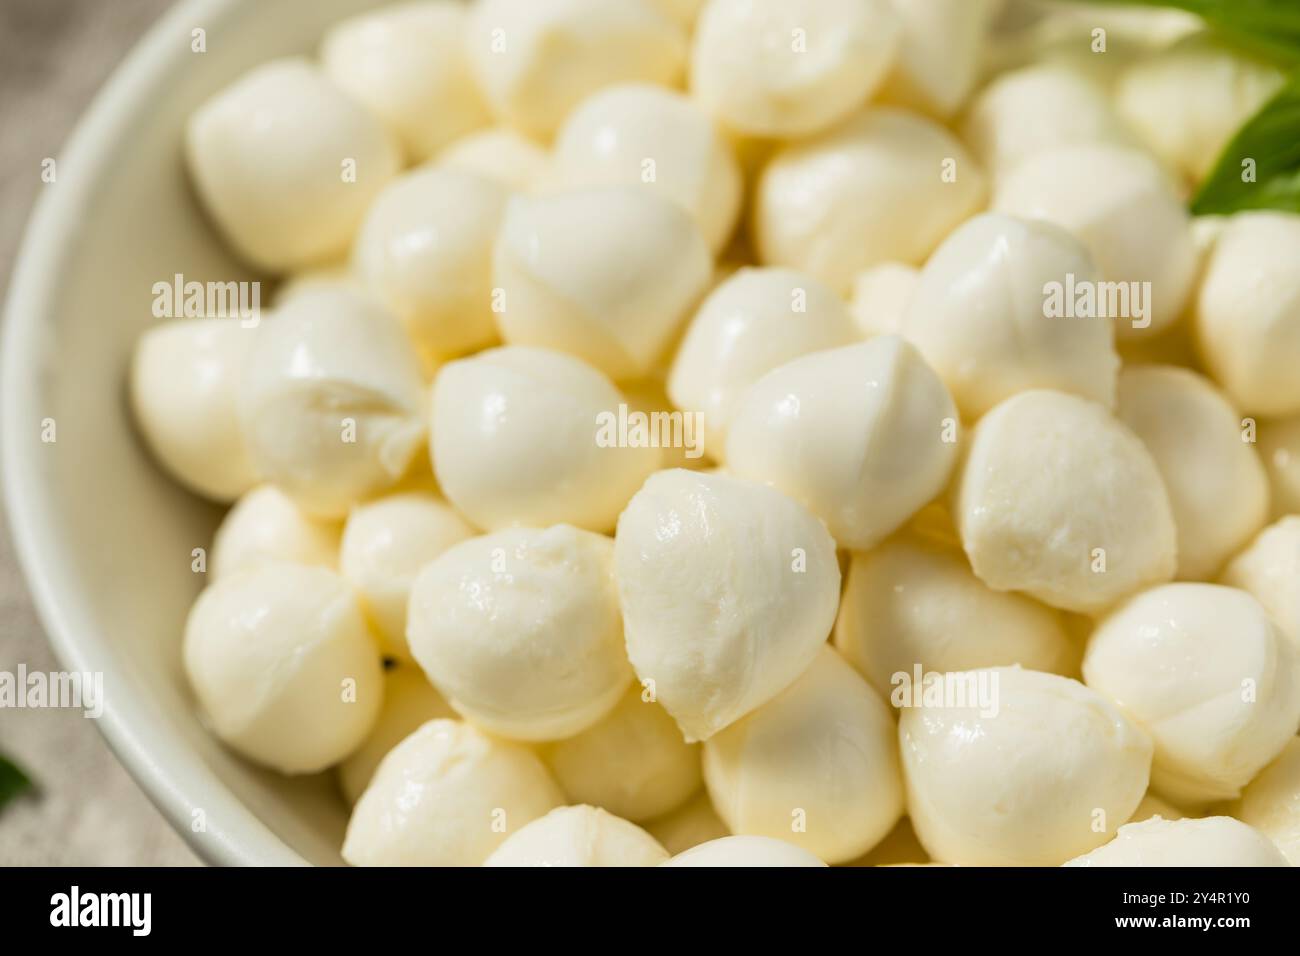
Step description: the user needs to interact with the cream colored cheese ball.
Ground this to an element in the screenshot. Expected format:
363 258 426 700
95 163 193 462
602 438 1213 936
343 719 563 866
464 0 685 140
1084 583 1300 806
703 646 903 864
492 187 711 381
849 262 917 338
484 805 669 867
1064 816 1289 867
901 213 1119 420
900 667 1153 866
438 126 550 193
338 666 456 805
210 485 340 580
644 791 730 855
992 144 1196 338
272 260 361 308
544 684 700 822
1221 518 1300 644
1116 366 1269 580
667 267 858 459
1258 417 1300 518
185 58 399 273
339 491 475 662
130 318 257 502
754 109 987 293
353 167 508 361
1235 738 1300 865
549 85 741 252
1194 212 1300 417
661 835 827 867
877 0 998 118
953 389 1177 615
183 564 383 774
725 337 959 550
407 525 632 741
320 1 490 164
615 469 840 742
691 0 900 138
834 535 1077 700
430 346 659 532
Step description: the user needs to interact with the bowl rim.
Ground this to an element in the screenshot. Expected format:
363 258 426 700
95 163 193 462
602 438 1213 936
1 0 309 867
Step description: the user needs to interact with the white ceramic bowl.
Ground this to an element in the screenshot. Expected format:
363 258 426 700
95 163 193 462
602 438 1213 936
1 0 395 866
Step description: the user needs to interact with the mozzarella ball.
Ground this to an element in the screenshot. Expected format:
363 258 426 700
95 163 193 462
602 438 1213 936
1235 738 1300 865
320 1 490 164
130 318 257 502
661 835 827 867
210 485 340 580
339 492 475 661
834 535 1077 700
338 666 456 805
1194 212 1300 416
1221 518 1300 644
430 346 659 532
183 564 383 774
407 525 632 741
901 213 1119 419
273 260 361 307
703 647 903 863
877 0 998 118
1258 417 1300 517
1065 816 1289 867
725 337 959 550
550 85 741 252
484 805 668 866
614 469 841 742
1116 366 1269 579
1084 583 1300 805
643 791 731 855
438 126 550 192
954 390 1177 615
900 668 1153 866
343 719 563 866
690 0 901 138
185 58 400 272
465 0 685 139
667 267 858 458
493 188 711 381
544 684 700 822
992 145 1196 338
849 262 918 338
754 109 987 292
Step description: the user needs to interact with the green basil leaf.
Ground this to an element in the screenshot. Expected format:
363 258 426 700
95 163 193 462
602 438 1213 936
1191 72 1300 214
0 754 34 812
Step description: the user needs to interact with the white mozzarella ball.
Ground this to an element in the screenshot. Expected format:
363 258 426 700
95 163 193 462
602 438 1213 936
834 535 1077 700
338 666 456 805
130 318 258 502
185 58 400 273
1065 816 1289 867
407 525 632 741
703 647 903 864
690 0 901 138
493 188 711 381
992 144 1196 338
465 0 685 139
877 0 998 118
643 791 731 855
849 262 918 338
430 346 659 532
1116 366 1269 580
273 260 361 307
238 289 426 519
320 1 491 164
725 338 959 550
353 167 508 360
484 805 668 866
900 668 1153 866
661 835 827 867
544 684 700 822
339 492 475 661
1194 213 1300 417
614 469 841 742
1258 417 1300 518
901 213 1119 419
550 85 741 252
1084 583 1300 805
953 390 1177 615
754 109 987 293
1234 738 1300 865
183 565 383 774
667 267 858 458
210 485 340 580
343 719 563 866
1221 518 1300 644
438 126 550 192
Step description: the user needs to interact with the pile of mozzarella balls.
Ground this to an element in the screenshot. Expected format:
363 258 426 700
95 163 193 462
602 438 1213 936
129 0 1300 866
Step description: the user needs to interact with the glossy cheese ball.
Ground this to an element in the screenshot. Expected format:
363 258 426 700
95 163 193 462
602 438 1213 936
661 835 827 867
1257 417 1300 518
438 126 551 193
1065 816 1289 867
484 805 669 866
1221 517 1300 644
849 262 918 338
209 485 340 580
877 0 999 118
1234 738 1300 865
